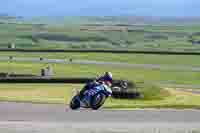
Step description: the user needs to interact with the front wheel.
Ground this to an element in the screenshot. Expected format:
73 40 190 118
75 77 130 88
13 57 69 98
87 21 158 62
70 95 80 110
90 93 106 110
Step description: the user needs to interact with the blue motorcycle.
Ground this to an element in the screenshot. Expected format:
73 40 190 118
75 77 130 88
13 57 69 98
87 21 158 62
70 83 112 110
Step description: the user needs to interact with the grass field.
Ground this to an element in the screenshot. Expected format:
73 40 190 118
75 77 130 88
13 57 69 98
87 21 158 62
0 84 80 104
105 88 200 109
1 17 200 109
1 52 200 66
1 61 200 85
0 84 199 109
1 19 200 51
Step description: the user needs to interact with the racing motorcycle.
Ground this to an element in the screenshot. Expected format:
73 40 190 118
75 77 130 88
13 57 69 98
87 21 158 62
70 83 112 110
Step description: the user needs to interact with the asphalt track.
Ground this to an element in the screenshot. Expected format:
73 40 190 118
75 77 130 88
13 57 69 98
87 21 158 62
0 102 200 133
2 56 200 72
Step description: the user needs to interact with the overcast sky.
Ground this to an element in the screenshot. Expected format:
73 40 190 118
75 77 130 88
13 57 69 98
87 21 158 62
1 0 199 17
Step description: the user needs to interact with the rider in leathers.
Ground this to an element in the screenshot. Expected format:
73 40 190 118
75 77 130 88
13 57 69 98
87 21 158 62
79 72 113 99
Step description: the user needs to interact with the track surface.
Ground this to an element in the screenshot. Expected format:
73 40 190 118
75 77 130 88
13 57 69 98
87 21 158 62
1 102 200 122
0 102 200 132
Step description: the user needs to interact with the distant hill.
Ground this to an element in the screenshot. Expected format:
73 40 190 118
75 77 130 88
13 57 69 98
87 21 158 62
0 13 17 20
76 16 200 25
0 15 200 25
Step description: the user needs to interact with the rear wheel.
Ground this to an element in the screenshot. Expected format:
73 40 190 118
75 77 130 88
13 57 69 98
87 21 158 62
90 93 106 110
70 96 80 110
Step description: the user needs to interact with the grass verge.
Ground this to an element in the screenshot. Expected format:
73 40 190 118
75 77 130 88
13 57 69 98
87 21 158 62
0 84 200 109
1 52 200 66
105 88 200 109
0 84 82 104
1 61 200 85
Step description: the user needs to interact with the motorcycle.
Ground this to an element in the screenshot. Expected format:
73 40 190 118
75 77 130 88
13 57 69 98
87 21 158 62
70 83 112 110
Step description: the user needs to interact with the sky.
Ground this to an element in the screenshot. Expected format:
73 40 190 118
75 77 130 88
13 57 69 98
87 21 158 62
0 0 200 17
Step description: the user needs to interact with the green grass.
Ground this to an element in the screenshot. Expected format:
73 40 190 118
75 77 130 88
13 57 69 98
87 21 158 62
1 61 200 85
1 21 200 51
1 52 200 66
0 84 82 104
105 88 200 109
1 18 200 109
0 84 199 109
0 83 165 105
137 82 170 100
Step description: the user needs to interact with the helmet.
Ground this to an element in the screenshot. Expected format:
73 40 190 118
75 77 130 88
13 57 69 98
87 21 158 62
102 72 113 83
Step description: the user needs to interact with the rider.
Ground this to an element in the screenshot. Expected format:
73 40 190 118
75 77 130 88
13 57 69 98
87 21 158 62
79 72 113 99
